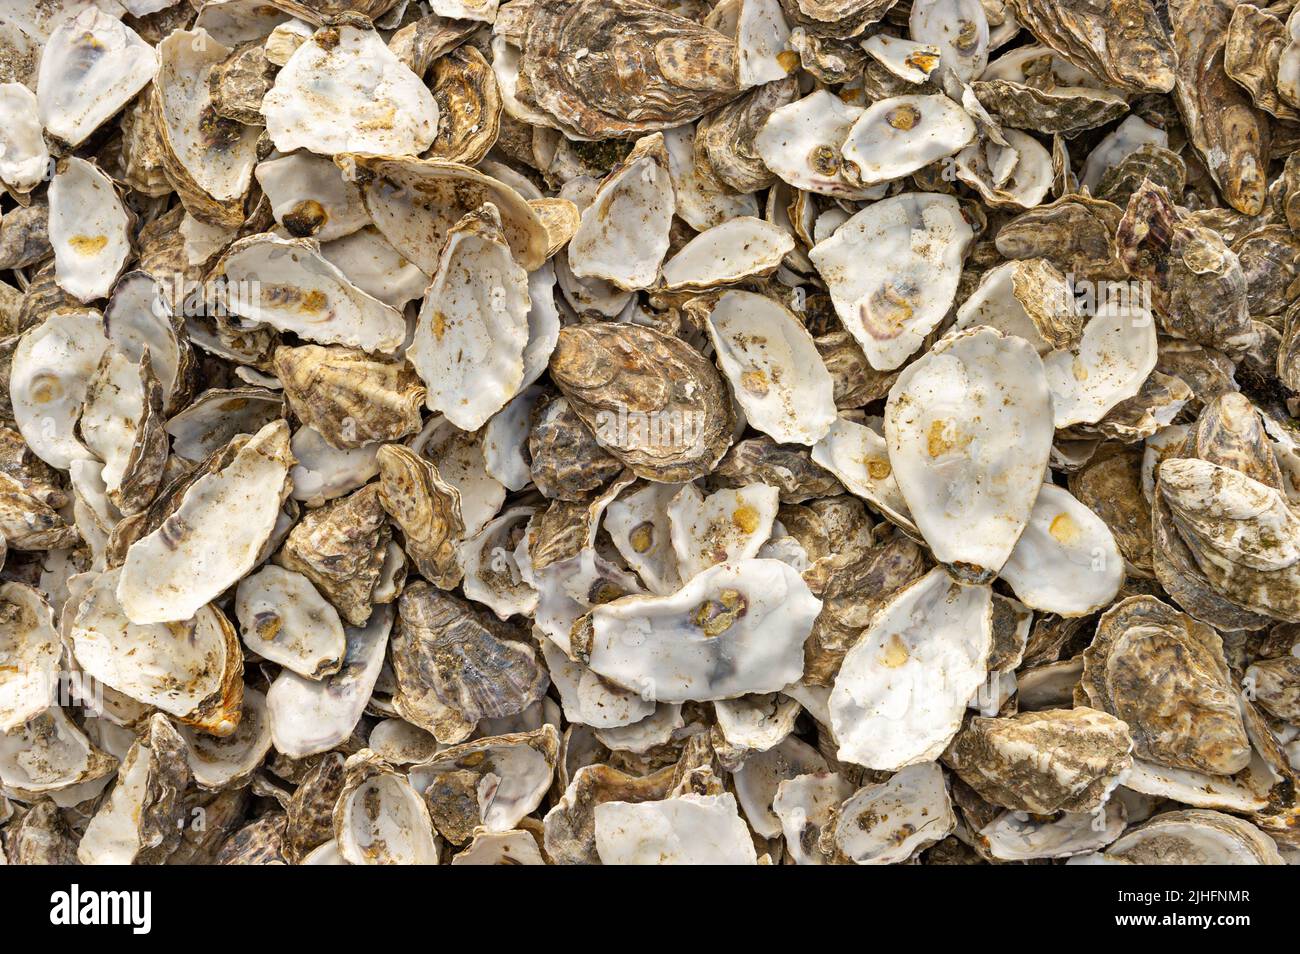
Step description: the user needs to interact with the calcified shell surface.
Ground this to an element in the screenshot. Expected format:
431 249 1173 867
0 0 1296 873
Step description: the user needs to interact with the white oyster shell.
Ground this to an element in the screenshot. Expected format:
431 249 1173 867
825 761 955 864
410 204 530 431
885 326 1054 580
235 565 346 679
999 483 1124 616
1044 301 1158 427
0 583 61 731
706 290 836 445
49 157 131 303
262 22 438 156
117 421 293 624
667 482 780 580
841 94 976 186
585 559 820 702
218 234 406 353
568 134 675 291
267 605 392 759
37 7 157 148
72 568 241 733
810 192 974 371
10 310 110 469
0 82 49 192
594 793 758 865
255 153 370 243
830 567 992 770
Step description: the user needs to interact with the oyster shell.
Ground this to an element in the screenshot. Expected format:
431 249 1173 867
263 19 438 157
810 192 974 370
549 323 735 482
943 707 1132 812
1083 596 1252 775
594 792 758 864
830 567 991 770
885 326 1054 582
820 761 955 864
410 204 531 431
37 7 158 148
705 291 837 445
118 421 293 624
578 559 821 702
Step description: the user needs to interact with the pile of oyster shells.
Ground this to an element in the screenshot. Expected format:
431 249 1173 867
2 0 1300 867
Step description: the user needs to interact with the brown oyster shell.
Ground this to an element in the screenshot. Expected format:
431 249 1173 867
973 78 1129 136
529 395 624 501
393 582 549 728
548 323 735 482
1006 0 1176 93
1068 448 1154 577
518 0 742 139
942 707 1133 813
273 345 425 450
713 436 844 504
428 45 502 166
1083 596 1252 775
995 192 1126 281
275 483 392 627
1116 181 1255 356
1223 3 1299 121
376 444 465 591
696 78 800 194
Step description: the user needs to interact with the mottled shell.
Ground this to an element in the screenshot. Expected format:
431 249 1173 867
549 323 735 482
519 0 742 139
274 345 424 449
1083 596 1252 775
943 708 1132 813
276 483 391 628
1005 0 1175 93
377 444 465 590
393 582 548 731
